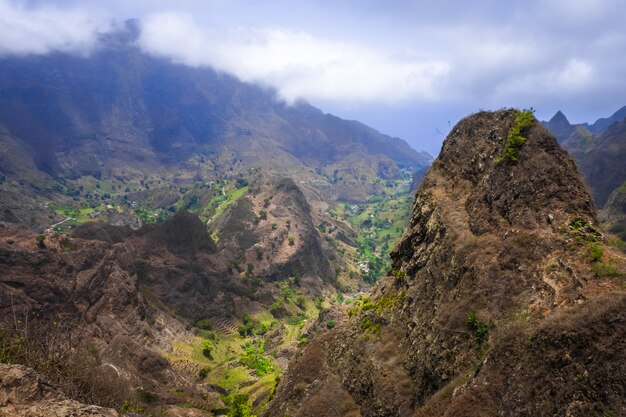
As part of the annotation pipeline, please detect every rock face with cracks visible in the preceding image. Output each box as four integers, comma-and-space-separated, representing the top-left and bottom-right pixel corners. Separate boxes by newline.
263, 109, 626, 417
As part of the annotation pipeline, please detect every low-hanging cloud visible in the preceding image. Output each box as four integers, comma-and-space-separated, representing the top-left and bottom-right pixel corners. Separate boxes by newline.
0, 0, 112, 56
1, 0, 625, 137
138, 12, 450, 104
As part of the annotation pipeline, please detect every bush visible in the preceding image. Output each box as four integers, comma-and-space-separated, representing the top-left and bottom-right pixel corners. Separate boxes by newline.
467, 312, 492, 345
198, 367, 209, 379
295, 296, 306, 309
195, 319, 211, 330
361, 316, 381, 334
227, 393, 255, 417
326, 320, 336, 329
35, 234, 46, 249
391, 269, 407, 280
588, 243, 604, 262
239, 341, 273, 376
201, 340, 213, 359
498, 109, 534, 162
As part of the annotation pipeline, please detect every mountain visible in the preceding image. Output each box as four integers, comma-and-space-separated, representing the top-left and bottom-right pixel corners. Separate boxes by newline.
0, 183, 354, 415
0, 23, 430, 413
541, 110, 574, 142
541, 106, 626, 142
264, 109, 625, 416
0, 22, 430, 223
584, 105, 626, 133
542, 107, 626, 241
603, 183, 626, 240
567, 118, 626, 208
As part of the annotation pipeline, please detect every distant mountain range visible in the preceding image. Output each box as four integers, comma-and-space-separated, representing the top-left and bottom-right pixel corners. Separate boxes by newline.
542, 106, 626, 239
0, 22, 430, 208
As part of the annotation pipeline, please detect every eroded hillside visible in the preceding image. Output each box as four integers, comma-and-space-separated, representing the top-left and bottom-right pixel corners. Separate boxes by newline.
264, 109, 626, 417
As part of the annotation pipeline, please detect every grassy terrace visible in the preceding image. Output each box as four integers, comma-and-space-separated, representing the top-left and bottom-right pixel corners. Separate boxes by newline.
167, 287, 323, 414
201, 182, 249, 225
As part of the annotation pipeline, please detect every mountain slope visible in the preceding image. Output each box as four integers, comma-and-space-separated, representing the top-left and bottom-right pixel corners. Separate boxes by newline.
566, 118, 626, 208
543, 107, 626, 244
585, 105, 626, 133
264, 109, 626, 417
0, 23, 430, 212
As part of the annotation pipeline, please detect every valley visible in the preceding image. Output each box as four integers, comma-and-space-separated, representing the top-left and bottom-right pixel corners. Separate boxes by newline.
0, 26, 425, 416
0, 10, 625, 417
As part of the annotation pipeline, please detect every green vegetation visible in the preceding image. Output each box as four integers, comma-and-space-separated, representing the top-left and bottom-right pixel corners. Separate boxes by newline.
348, 292, 405, 317
361, 316, 381, 335
467, 312, 492, 345
35, 234, 46, 248
201, 340, 214, 359
338, 180, 413, 283
195, 319, 212, 330
569, 218, 601, 239
239, 340, 274, 376
588, 243, 604, 262
391, 269, 407, 281
204, 182, 249, 225
238, 314, 270, 337
591, 262, 623, 277
226, 394, 255, 417
336, 293, 344, 304
497, 109, 535, 162
326, 320, 336, 329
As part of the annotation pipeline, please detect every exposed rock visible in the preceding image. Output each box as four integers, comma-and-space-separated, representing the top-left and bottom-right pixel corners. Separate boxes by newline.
0, 364, 118, 417
264, 109, 626, 417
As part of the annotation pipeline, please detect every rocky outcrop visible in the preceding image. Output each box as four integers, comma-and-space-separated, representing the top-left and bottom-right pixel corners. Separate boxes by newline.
264, 109, 626, 417
0, 364, 118, 417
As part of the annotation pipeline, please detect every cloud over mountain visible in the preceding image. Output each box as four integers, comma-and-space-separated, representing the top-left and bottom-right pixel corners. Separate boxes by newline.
0, 0, 111, 56
1, 0, 625, 153
137, 12, 450, 104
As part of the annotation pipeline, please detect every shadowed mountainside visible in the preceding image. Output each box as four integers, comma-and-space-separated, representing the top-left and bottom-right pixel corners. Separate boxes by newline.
542, 108, 626, 240
0, 22, 430, 213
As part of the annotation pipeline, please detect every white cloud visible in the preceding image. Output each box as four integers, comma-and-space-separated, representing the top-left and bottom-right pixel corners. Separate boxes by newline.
138, 12, 450, 104
492, 58, 596, 101
0, 0, 111, 56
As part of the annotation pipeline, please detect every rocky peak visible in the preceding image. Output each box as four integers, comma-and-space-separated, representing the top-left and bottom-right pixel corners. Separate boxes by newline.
437, 109, 594, 233
541, 109, 574, 142
264, 109, 625, 417
549, 110, 570, 124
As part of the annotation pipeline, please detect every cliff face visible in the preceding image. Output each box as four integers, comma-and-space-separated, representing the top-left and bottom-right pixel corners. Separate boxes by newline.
264, 110, 626, 417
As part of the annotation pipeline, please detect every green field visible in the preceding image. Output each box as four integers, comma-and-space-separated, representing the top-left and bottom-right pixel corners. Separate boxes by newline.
337, 180, 414, 283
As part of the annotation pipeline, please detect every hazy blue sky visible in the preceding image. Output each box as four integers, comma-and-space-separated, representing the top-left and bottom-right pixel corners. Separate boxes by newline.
2, 0, 625, 155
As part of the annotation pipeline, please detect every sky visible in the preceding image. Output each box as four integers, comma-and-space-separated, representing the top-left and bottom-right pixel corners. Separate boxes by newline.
1, 0, 625, 155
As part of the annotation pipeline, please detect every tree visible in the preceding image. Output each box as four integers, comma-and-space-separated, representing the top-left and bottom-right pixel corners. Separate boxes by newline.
228, 394, 255, 417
